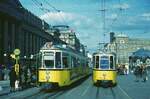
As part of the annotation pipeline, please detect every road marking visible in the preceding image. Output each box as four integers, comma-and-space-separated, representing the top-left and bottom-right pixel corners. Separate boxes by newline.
65, 77, 91, 96
81, 83, 91, 96
49, 91, 65, 99
118, 85, 133, 99
65, 87, 79, 96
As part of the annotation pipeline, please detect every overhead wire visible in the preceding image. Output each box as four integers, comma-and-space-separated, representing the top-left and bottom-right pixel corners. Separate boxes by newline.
105, 0, 124, 34
31, 0, 52, 25
43, 0, 68, 25
31, 0, 49, 16
102, 0, 106, 43
98, 0, 126, 50
31, 0, 60, 25
98, 0, 106, 51
30, 0, 47, 20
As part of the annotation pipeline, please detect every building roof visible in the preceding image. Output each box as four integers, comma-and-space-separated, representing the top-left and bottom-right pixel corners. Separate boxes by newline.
132, 48, 150, 57
5, 0, 23, 8
116, 33, 128, 38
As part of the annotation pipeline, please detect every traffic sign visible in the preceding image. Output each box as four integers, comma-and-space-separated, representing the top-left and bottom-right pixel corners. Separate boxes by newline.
14, 49, 20, 55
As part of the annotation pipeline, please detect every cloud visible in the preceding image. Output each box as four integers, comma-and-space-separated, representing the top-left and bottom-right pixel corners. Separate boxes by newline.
106, 13, 118, 20
113, 3, 130, 10
40, 11, 96, 27
40, 11, 100, 45
40, 12, 75, 23
141, 13, 150, 21
142, 13, 150, 17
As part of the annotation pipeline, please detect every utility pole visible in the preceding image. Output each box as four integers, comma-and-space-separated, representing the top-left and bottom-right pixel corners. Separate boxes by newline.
101, 0, 106, 44
98, 0, 107, 51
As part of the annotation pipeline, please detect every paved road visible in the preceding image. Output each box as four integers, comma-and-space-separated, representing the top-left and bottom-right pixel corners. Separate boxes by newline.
49, 74, 150, 99
1, 74, 150, 99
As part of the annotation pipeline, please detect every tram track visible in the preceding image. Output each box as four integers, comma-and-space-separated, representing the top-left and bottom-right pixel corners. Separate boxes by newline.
23, 90, 44, 99
44, 90, 68, 99
94, 85, 118, 99
25, 76, 90, 99
25, 86, 73, 99
96, 87, 100, 99
110, 87, 117, 99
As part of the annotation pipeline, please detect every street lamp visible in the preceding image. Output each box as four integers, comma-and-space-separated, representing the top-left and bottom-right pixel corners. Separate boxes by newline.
24, 56, 27, 59
30, 54, 33, 59
4, 53, 7, 57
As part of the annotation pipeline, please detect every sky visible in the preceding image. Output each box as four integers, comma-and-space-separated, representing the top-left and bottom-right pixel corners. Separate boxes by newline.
19, 0, 150, 52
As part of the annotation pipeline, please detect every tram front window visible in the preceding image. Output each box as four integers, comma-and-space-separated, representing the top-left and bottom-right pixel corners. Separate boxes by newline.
100, 56, 109, 69
44, 60, 54, 68
44, 52, 54, 68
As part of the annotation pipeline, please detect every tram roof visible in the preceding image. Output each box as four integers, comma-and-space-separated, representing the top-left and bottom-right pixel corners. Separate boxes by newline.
93, 51, 116, 56
40, 43, 85, 57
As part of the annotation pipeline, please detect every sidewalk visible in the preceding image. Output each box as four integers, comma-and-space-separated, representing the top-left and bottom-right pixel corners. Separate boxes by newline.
0, 80, 10, 96
0, 80, 41, 98
8, 87, 41, 98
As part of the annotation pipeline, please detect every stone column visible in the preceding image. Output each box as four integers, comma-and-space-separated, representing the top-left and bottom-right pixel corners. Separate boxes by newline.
11, 23, 15, 51
0, 18, 3, 64
3, 20, 8, 64
37, 36, 40, 53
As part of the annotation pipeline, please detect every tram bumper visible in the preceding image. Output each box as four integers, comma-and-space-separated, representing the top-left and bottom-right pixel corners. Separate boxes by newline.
93, 70, 117, 84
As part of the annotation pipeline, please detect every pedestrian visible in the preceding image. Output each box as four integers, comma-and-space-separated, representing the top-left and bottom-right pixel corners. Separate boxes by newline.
20, 67, 25, 89
26, 68, 31, 87
124, 66, 128, 75
142, 64, 148, 82
3, 67, 9, 80
0, 67, 3, 80
134, 66, 141, 82
9, 66, 16, 92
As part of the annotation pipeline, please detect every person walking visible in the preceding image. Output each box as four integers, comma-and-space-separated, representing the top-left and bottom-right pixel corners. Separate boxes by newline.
134, 65, 141, 82
9, 66, 17, 92
142, 64, 148, 82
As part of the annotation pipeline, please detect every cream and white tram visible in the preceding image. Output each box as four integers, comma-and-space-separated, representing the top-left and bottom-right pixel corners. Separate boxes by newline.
92, 52, 117, 86
38, 42, 89, 87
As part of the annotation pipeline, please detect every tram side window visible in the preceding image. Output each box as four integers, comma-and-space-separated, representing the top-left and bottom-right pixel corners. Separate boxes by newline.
77, 58, 80, 67
55, 52, 61, 68
36, 53, 42, 68
71, 57, 74, 68
62, 53, 69, 68
110, 56, 114, 69
96, 56, 99, 68
72, 57, 76, 67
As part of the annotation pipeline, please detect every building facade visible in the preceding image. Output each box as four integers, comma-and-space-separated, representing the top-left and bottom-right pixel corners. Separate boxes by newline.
0, 0, 61, 66
53, 25, 85, 55
106, 32, 150, 65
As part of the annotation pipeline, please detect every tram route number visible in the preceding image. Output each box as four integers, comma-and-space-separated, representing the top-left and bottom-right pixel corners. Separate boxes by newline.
46, 71, 50, 81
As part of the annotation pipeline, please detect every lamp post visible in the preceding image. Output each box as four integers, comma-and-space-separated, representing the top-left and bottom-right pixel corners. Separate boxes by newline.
4, 53, 7, 57
24, 56, 27, 59
3, 53, 7, 67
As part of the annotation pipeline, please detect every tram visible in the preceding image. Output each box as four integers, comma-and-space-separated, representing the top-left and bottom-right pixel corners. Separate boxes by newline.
92, 52, 117, 86
38, 42, 89, 87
